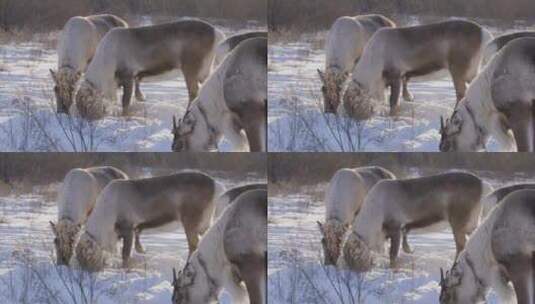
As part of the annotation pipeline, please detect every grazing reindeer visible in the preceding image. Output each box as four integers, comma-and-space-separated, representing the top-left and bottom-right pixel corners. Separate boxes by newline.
172, 37, 267, 152
51, 14, 128, 114
50, 166, 128, 266
75, 19, 224, 120
214, 31, 267, 67
481, 183, 535, 217
214, 183, 266, 218
440, 189, 535, 304
172, 189, 267, 304
440, 37, 535, 152
482, 31, 535, 65
75, 171, 224, 271
316, 166, 396, 265
342, 172, 485, 271
317, 14, 397, 113
343, 20, 492, 117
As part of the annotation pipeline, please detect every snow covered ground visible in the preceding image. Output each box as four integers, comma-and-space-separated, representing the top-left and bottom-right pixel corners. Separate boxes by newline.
0, 18, 265, 152
0, 169, 265, 304
268, 168, 534, 303
268, 18, 535, 152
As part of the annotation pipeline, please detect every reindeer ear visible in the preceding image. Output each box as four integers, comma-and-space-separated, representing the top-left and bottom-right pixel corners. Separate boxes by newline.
50, 221, 57, 234
317, 69, 325, 82
50, 69, 57, 83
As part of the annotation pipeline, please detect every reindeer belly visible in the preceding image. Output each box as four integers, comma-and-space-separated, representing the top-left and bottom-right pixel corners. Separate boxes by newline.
136, 213, 178, 231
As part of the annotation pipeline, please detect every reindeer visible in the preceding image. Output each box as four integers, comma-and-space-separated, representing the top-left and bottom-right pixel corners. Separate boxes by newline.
316, 166, 396, 265
214, 183, 266, 219
343, 20, 492, 117
214, 31, 267, 67
75, 171, 224, 271
440, 37, 535, 152
342, 172, 486, 271
172, 37, 267, 152
49, 166, 128, 266
481, 183, 535, 217
172, 189, 267, 304
440, 189, 535, 304
51, 14, 128, 114
75, 19, 225, 119
482, 31, 535, 65
317, 14, 397, 113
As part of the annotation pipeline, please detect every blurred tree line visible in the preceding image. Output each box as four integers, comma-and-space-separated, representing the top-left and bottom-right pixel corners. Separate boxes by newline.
269, 153, 535, 185
0, 153, 266, 185
0, 0, 266, 31
269, 0, 535, 31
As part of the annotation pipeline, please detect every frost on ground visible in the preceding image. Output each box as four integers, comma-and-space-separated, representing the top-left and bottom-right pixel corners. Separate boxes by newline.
268, 18, 534, 152
0, 170, 264, 304
268, 169, 534, 304
0, 18, 265, 152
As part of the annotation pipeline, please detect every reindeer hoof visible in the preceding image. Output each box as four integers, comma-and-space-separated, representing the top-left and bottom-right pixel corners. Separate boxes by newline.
135, 245, 145, 254
402, 244, 413, 254
403, 92, 414, 102
135, 93, 145, 102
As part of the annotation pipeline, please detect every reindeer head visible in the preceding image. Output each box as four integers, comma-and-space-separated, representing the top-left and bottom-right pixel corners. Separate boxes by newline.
50, 68, 81, 114
50, 219, 81, 266
342, 232, 373, 271
75, 232, 106, 272
317, 220, 348, 265
75, 80, 106, 120
318, 69, 348, 113
172, 263, 200, 304
439, 103, 484, 152
342, 80, 375, 119
440, 258, 486, 304
172, 110, 216, 152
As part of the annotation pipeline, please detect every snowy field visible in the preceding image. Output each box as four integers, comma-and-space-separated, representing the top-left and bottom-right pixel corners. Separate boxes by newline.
268, 168, 534, 303
268, 18, 535, 152
0, 169, 265, 304
0, 17, 265, 152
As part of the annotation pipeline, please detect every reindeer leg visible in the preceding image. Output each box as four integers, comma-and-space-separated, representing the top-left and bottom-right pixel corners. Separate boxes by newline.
120, 227, 134, 268
232, 254, 266, 304
504, 254, 533, 304
402, 76, 413, 102
388, 228, 401, 268
134, 77, 145, 102
121, 76, 134, 116
506, 105, 532, 152
134, 227, 145, 254
242, 105, 266, 152
401, 226, 413, 254
389, 77, 402, 116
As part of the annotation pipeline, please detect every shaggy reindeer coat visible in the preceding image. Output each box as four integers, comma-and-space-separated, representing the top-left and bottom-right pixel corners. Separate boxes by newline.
172, 189, 267, 304
318, 14, 396, 113
440, 189, 535, 304
76, 19, 224, 119
343, 172, 485, 271
317, 166, 396, 265
440, 37, 535, 152
50, 166, 128, 265
344, 20, 492, 117
75, 171, 224, 271
172, 37, 267, 152
52, 14, 128, 113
